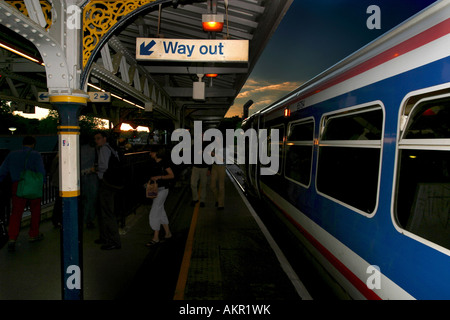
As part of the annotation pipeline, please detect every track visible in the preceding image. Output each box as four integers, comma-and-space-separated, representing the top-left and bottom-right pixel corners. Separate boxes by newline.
226, 163, 340, 300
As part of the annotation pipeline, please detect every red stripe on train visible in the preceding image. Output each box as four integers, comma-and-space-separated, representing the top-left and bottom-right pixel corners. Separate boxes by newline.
261, 189, 382, 300
290, 18, 450, 106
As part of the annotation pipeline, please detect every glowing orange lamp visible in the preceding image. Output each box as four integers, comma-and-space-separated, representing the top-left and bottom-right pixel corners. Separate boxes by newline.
202, 14, 224, 32
205, 73, 218, 78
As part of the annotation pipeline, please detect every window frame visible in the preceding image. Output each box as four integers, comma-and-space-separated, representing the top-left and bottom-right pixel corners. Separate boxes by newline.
283, 117, 315, 189
265, 123, 285, 176
315, 101, 385, 218
392, 91, 450, 256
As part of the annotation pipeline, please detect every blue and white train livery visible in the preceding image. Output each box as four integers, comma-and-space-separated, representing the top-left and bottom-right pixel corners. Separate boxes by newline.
240, 0, 450, 299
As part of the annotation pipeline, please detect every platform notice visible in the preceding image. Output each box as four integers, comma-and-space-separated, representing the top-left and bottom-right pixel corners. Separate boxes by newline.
136, 38, 249, 62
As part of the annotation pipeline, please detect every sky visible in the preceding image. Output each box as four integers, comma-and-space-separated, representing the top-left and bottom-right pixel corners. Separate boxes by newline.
225, 0, 438, 117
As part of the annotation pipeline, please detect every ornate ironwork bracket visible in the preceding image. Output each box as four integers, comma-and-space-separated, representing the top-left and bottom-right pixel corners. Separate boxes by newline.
82, 0, 159, 68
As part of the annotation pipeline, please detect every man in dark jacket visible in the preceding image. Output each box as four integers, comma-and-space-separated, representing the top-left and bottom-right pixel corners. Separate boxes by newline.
0, 136, 45, 252
93, 131, 121, 250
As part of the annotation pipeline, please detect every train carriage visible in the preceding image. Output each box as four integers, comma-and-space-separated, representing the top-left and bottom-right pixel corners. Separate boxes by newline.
240, 0, 450, 299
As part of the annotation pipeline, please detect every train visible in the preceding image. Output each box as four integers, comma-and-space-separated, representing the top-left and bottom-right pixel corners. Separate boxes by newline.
239, 0, 450, 299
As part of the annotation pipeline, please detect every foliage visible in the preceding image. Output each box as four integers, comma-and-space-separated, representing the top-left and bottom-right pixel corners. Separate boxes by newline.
37, 110, 58, 134
0, 101, 107, 137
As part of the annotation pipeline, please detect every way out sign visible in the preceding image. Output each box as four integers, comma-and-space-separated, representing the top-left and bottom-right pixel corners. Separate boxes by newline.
136, 38, 249, 62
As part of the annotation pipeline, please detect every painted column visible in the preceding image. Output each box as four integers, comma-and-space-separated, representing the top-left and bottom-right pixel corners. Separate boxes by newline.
50, 93, 88, 300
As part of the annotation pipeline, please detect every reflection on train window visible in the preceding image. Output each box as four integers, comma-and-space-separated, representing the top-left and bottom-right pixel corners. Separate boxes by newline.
285, 120, 314, 187
396, 98, 450, 251
322, 108, 383, 140
317, 107, 383, 214
403, 100, 450, 139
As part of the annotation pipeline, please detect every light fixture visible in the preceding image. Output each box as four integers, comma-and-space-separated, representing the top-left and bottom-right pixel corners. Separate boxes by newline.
205, 73, 218, 78
193, 74, 206, 101
0, 39, 146, 110
202, 14, 224, 32
284, 108, 291, 118
8, 127, 17, 135
0, 41, 44, 66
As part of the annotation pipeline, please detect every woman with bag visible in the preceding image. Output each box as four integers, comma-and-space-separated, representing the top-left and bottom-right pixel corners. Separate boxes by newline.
146, 145, 174, 247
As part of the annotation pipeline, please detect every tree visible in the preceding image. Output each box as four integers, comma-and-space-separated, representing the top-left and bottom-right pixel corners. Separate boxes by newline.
37, 110, 58, 134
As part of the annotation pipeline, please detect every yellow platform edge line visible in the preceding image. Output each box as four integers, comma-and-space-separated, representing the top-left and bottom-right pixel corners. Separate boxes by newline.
173, 193, 201, 300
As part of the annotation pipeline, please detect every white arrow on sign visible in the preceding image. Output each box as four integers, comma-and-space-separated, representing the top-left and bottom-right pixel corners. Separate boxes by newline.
89, 92, 111, 103
136, 38, 249, 62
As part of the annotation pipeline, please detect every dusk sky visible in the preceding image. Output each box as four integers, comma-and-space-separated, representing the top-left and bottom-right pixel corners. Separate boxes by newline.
226, 0, 438, 118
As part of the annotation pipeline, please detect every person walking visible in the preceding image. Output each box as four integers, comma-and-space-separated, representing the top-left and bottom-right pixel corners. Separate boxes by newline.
146, 145, 174, 247
0, 136, 45, 252
93, 131, 122, 250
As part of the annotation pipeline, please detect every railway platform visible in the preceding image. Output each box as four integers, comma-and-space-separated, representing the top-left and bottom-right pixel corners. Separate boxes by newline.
0, 166, 310, 301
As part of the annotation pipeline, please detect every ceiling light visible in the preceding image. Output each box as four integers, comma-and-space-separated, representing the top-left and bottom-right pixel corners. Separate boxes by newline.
0, 41, 43, 65
202, 14, 224, 32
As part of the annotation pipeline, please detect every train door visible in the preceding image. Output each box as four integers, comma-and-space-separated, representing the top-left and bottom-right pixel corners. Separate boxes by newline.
248, 115, 261, 198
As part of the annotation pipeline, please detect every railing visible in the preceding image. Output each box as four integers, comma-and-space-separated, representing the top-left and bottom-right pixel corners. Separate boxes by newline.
40, 152, 58, 207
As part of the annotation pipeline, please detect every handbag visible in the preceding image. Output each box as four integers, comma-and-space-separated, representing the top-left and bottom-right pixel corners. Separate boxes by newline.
146, 179, 158, 199
16, 151, 43, 199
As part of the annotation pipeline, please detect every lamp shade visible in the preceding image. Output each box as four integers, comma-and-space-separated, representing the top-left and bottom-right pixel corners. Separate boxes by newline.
202, 14, 224, 32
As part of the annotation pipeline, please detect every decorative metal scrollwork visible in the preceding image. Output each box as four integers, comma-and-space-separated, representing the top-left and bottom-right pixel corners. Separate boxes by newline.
4, 0, 52, 30
82, 0, 157, 67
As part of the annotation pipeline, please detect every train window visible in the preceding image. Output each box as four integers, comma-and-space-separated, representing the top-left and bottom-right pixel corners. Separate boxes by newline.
395, 97, 450, 251
322, 108, 383, 141
403, 100, 450, 139
317, 106, 384, 215
285, 120, 314, 187
288, 121, 314, 141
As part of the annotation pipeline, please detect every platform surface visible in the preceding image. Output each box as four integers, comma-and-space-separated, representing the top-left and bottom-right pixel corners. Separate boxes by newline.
0, 168, 303, 301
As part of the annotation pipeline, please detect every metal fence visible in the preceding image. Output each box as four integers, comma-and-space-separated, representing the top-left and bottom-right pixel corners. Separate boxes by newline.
41, 152, 58, 207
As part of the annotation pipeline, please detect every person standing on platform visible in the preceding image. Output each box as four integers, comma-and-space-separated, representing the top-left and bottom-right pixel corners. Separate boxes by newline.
80, 134, 98, 229
146, 145, 174, 247
190, 138, 210, 208
93, 131, 121, 250
210, 149, 226, 210
0, 136, 45, 252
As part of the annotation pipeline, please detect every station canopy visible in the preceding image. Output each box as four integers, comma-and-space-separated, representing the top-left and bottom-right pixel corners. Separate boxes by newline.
0, 0, 292, 130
